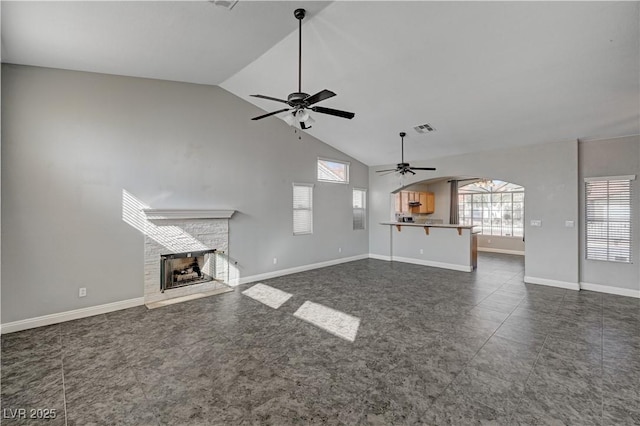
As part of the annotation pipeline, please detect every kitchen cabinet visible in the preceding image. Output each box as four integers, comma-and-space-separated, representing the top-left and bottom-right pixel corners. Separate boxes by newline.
395, 191, 435, 214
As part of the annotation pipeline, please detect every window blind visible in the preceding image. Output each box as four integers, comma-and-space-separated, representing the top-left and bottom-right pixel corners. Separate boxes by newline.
585, 176, 634, 263
353, 189, 366, 230
293, 184, 313, 235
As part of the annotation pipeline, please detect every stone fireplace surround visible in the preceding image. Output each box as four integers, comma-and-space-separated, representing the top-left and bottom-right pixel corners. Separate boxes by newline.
142, 209, 234, 305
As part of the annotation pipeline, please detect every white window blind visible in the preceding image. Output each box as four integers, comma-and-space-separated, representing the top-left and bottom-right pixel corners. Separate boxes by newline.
318, 158, 349, 183
353, 189, 366, 230
293, 183, 313, 235
585, 176, 634, 263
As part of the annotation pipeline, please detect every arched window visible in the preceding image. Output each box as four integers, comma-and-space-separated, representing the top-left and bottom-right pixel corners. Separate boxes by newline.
458, 180, 524, 237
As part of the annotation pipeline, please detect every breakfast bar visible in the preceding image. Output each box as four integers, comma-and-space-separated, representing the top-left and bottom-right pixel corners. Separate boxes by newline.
380, 222, 479, 272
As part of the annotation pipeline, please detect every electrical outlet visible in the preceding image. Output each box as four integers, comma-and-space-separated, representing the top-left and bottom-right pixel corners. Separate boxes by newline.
273, 257, 278, 265
338, 247, 342, 253
419, 248, 424, 254
79, 287, 87, 298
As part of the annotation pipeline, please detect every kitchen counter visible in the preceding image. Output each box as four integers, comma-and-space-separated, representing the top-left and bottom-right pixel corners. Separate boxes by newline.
379, 222, 478, 271
381, 222, 479, 233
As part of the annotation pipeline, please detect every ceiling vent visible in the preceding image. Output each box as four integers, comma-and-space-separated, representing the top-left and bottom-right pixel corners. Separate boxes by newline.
413, 123, 436, 134
209, 0, 239, 10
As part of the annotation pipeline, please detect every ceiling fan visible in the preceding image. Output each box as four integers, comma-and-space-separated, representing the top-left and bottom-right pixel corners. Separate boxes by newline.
250, 8, 355, 129
377, 132, 436, 175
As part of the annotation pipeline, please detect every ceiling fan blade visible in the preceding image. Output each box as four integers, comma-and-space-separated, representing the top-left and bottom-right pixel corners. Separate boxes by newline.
251, 108, 290, 120
379, 170, 397, 176
409, 167, 437, 171
408, 170, 416, 175
304, 89, 336, 106
376, 169, 398, 173
250, 94, 289, 104
311, 106, 355, 119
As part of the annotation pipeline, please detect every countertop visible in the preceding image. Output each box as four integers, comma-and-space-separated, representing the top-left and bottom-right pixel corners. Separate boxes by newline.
380, 222, 476, 229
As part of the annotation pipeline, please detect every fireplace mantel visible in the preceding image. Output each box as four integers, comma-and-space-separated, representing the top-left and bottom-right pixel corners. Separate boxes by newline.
143, 209, 235, 220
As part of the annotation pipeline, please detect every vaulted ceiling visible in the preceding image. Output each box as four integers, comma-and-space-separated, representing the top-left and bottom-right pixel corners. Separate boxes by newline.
3, 1, 639, 166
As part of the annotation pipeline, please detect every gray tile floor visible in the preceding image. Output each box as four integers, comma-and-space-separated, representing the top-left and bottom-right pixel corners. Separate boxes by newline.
2, 253, 639, 425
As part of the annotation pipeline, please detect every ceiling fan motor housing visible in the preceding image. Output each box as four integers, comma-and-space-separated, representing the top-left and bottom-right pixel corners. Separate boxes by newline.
287, 92, 310, 106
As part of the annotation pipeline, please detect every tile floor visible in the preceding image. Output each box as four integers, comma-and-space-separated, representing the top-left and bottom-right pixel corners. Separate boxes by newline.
1, 253, 639, 425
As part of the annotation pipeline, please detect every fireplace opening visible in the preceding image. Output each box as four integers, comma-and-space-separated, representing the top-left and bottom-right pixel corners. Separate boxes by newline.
160, 249, 216, 292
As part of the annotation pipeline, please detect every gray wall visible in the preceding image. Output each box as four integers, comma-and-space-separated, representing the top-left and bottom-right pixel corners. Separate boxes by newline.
579, 135, 640, 292
477, 235, 525, 253
370, 139, 579, 285
1, 64, 368, 323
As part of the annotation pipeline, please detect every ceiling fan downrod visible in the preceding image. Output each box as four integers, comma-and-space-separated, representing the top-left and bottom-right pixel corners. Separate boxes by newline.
295, 8, 305, 94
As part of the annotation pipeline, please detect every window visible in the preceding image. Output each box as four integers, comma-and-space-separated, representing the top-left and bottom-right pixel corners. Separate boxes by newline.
293, 183, 313, 235
585, 176, 634, 263
318, 158, 349, 183
458, 180, 524, 236
353, 189, 367, 230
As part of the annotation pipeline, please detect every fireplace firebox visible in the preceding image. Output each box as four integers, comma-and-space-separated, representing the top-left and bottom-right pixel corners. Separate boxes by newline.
160, 249, 216, 292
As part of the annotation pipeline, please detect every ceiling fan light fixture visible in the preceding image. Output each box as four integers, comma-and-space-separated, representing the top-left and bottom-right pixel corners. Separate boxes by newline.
298, 109, 310, 122
283, 112, 296, 126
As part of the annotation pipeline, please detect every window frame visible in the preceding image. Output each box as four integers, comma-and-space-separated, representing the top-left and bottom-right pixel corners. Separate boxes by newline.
352, 188, 367, 230
293, 183, 314, 236
317, 157, 350, 184
458, 181, 524, 237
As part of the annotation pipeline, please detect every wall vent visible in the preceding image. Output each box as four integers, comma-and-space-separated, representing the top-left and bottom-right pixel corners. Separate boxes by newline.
209, 0, 239, 10
413, 123, 436, 134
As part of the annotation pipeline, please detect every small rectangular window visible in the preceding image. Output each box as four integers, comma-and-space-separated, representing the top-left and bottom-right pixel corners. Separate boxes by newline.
293, 183, 313, 235
585, 176, 634, 263
353, 189, 367, 230
318, 158, 349, 183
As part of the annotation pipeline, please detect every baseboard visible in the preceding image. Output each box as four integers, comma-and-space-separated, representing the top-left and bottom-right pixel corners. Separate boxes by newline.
391, 256, 473, 272
478, 247, 525, 256
580, 282, 640, 298
0, 297, 145, 335
368, 253, 392, 261
524, 276, 580, 291
228, 254, 370, 287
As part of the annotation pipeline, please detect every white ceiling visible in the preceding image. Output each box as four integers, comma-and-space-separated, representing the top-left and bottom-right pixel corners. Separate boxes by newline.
3, 1, 639, 166
1, 1, 331, 85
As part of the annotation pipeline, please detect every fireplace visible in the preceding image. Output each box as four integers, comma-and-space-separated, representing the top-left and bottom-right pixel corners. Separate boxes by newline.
160, 249, 216, 292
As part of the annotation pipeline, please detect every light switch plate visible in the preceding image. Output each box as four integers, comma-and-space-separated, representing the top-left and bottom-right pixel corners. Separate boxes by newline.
530, 220, 542, 227
565, 220, 575, 228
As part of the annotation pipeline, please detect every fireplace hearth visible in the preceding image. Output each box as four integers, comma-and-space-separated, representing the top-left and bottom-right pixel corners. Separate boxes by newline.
160, 249, 216, 292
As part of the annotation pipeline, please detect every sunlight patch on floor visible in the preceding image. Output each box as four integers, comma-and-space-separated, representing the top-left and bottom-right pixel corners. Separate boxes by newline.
242, 283, 293, 309
293, 301, 360, 342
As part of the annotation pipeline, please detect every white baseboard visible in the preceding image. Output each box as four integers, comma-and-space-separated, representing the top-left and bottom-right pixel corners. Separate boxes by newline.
391, 256, 473, 272
580, 282, 640, 298
368, 253, 391, 261
1, 297, 145, 335
524, 276, 580, 291
478, 247, 525, 256
228, 254, 370, 287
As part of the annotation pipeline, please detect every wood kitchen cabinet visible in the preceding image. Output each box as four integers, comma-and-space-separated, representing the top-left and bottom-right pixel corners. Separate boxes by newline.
395, 191, 435, 214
